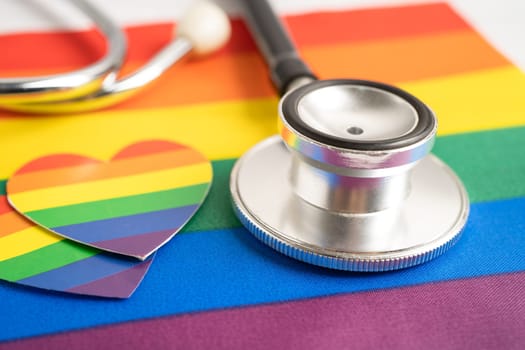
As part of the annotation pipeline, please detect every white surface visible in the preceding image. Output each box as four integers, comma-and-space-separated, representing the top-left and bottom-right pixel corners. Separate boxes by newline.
0, 0, 523, 70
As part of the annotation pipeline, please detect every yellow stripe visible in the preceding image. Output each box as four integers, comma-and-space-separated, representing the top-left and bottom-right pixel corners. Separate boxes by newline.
1, 66, 524, 180
0, 98, 277, 179
401, 66, 525, 135
9, 163, 212, 212
0, 226, 62, 261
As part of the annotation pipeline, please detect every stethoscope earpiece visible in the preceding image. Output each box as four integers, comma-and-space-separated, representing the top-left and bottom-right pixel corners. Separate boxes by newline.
231, 1, 469, 272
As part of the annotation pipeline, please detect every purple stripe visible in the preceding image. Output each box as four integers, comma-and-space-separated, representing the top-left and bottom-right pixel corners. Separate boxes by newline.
3, 272, 524, 349
67, 259, 153, 298
94, 230, 178, 259
18, 254, 152, 292
52, 205, 198, 243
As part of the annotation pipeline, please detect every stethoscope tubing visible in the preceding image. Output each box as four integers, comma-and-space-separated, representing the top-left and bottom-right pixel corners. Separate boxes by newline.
243, 0, 317, 95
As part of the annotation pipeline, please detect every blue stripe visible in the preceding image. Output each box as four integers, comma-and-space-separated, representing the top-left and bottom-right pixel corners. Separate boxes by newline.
17, 254, 149, 291
1, 197, 525, 341
52, 205, 199, 243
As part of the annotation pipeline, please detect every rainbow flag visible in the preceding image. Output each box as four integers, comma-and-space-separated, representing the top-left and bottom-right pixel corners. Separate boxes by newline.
1, 2, 524, 348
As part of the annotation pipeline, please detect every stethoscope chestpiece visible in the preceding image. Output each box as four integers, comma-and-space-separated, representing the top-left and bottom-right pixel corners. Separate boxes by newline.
231, 79, 469, 272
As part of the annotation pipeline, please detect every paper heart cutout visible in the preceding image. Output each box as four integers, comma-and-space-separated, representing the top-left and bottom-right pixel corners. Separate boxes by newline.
0, 194, 153, 298
7, 140, 212, 260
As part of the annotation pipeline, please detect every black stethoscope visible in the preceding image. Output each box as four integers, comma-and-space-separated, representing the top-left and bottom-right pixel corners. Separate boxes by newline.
230, 0, 469, 272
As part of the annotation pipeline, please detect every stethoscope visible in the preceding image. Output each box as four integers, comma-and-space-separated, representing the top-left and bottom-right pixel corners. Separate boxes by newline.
1, 0, 469, 272
230, 0, 470, 271
0, 0, 231, 114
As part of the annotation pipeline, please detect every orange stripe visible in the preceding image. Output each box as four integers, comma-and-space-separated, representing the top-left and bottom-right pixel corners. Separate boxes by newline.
305, 30, 510, 83
0, 211, 32, 238
113, 30, 510, 110
0, 3, 468, 72
112, 52, 274, 110
8, 149, 207, 194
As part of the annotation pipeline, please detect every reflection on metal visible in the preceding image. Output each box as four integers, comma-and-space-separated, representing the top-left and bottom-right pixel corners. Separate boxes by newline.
231, 136, 469, 272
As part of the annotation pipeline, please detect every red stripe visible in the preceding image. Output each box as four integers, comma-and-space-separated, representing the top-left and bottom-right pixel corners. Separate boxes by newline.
112, 140, 188, 160
0, 3, 468, 72
14, 155, 101, 175
286, 3, 469, 48
0, 195, 11, 215
1, 272, 523, 349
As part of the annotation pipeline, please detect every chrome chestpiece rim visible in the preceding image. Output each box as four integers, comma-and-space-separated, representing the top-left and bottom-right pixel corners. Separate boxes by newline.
282, 80, 435, 150
230, 80, 469, 272
279, 80, 437, 214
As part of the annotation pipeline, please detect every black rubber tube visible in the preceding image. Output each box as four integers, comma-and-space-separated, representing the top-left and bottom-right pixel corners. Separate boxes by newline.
242, 0, 317, 95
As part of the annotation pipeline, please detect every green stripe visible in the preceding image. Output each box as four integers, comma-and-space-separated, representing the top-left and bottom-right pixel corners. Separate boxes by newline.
0, 179, 6, 196
0, 240, 98, 281
433, 126, 525, 203
2, 126, 525, 236
182, 159, 240, 233
26, 183, 210, 228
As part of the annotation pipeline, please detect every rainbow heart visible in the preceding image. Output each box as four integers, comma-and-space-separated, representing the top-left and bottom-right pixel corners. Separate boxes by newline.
0, 194, 153, 298
7, 140, 212, 260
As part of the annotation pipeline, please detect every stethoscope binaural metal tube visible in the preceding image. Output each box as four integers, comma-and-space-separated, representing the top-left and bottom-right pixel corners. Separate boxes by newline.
2, 36, 193, 114
0, 0, 231, 114
0, 0, 126, 106
230, 0, 470, 271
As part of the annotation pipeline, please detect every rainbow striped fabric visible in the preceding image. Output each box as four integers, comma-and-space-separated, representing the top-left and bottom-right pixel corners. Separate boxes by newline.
0, 2, 524, 348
